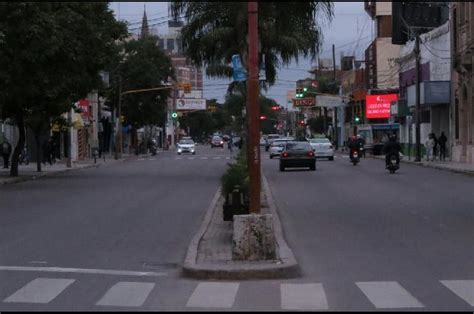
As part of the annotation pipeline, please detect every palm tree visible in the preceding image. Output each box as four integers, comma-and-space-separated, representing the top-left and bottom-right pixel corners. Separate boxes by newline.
170, 1, 334, 90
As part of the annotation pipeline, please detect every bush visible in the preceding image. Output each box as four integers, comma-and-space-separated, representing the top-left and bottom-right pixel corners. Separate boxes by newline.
220, 148, 249, 197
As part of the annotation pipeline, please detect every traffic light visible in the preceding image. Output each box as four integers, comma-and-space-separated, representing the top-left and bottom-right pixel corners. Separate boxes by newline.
271, 105, 280, 111
171, 112, 178, 119
299, 120, 305, 126
259, 115, 267, 120
354, 115, 360, 124
303, 87, 308, 92
296, 88, 303, 98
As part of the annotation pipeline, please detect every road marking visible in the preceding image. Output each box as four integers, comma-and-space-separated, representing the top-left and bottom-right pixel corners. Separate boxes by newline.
4, 278, 75, 304
186, 282, 239, 308
175, 157, 183, 160
212, 157, 221, 160
200, 157, 208, 160
187, 157, 195, 160
0, 266, 167, 277
440, 280, 474, 306
356, 281, 424, 309
148, 158, 156, 161
96, 282, 155, 307
280, 283, 328, 310
225, 157, 231, 160
137, 158, 146, 161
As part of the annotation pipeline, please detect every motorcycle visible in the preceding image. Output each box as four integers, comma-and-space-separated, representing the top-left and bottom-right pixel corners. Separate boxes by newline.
149, 139, 158, 156
350, 149, 360, 166
386, 153, 399, 174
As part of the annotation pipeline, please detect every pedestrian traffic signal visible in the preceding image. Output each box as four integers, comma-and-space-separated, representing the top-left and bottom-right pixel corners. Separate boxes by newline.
171, 112, 178, 119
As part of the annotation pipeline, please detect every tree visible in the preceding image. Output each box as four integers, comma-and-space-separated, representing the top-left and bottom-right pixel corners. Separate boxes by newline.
0, 2, 128, 176
104, 35, 175, 152
170, 2, 334, 89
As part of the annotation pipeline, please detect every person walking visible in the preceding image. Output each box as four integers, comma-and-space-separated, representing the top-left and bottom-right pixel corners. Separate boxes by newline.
2, 138, 12, 169
438, 131, 448, 161
228, 136, 234, 157
425, 133, 435, 162
432, 132, 439, 161
42, 138, 52, 165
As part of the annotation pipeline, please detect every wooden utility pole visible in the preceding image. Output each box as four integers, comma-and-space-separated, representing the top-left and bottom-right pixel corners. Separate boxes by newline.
247, 1, 260, 214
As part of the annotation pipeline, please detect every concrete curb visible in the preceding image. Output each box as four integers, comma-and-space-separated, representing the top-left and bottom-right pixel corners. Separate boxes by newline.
369, 155, 474, 176
181, 175, 300, 280
0, 155, 135, 186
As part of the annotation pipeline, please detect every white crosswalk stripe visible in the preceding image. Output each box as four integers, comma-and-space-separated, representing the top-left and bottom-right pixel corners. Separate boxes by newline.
440, 280, 474, 306
281, 283, 328, 310
186, 282, 239, 308
356, 281, 424, 309
96, 282, 155, 307
3, 278, 75, 304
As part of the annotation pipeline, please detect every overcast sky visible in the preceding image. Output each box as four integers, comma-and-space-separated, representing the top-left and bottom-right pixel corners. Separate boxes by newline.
110, 2, 373, 106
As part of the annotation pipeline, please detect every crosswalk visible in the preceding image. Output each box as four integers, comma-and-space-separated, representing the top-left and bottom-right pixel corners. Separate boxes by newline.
136, 155, 235, 161
1, 276, 473, 310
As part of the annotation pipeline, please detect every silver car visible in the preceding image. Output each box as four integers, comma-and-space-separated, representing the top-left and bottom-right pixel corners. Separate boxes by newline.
177, 139, 196, 155
309, 138, 334, 160
269, 137, 295, 159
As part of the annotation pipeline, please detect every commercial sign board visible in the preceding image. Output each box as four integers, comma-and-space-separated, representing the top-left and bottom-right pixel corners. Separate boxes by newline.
315, 95, 346, 108
232, 54, 247, 82
407, 81, 450, 107
178, 90, 203, 99
366, 94, 398, 119
293, 97, 316, 107
78, 99, 91, 118
176, 98, 206, 110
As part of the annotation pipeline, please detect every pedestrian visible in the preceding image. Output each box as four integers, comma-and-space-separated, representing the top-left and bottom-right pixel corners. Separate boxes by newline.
228, 136, 234, 156
1, 138, 12, 169
439, 131, 448, 161
425, 133, 435, 162
432, 132, 438, 161
42, 138, 52, 165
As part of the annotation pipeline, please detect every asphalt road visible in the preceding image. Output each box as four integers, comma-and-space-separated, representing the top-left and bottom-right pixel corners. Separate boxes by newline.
263, 151, 474, 311
0, 146, 473, 311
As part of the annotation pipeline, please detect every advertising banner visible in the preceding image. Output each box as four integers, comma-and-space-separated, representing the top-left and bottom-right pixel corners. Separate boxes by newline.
366, 94, 398, 119
176, 98, 207, 110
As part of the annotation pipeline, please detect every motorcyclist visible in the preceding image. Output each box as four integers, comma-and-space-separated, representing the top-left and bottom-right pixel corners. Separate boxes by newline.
383, 134, 402, 168
347, 135, 360, 160
356, 134, 365, 157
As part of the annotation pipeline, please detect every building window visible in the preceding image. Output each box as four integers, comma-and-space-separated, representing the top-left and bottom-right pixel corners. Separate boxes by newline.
167, 39, 175, 52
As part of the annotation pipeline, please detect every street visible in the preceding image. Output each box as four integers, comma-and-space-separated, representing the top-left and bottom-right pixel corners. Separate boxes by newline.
0, 147, 473, 311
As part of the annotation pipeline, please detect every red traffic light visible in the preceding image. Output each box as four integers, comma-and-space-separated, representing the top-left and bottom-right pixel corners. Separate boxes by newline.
271, 105, 280, 110
259, 115, 267, 120
299, 120, 305, 125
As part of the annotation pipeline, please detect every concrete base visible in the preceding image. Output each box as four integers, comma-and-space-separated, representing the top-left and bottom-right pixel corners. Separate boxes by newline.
232, 214, 277, 261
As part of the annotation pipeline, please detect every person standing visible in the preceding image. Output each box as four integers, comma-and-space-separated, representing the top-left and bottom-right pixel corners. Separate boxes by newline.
438, 131, 448, 161
432, 132, 439, 161
2, 138, 12, 169
425, 133, 435, 162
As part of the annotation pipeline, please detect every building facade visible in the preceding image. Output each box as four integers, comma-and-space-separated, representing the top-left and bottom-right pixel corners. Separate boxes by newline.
451, 2, 474, 163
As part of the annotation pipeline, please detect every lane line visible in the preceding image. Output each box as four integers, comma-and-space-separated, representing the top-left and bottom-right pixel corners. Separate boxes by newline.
440, 280, 474, 306
96, 282, 155, 307
4, 278, 75, 304
186, 282, 239, 308
356, 281, 424, 309
281, 283, 329, 310
0, 266, 167, 277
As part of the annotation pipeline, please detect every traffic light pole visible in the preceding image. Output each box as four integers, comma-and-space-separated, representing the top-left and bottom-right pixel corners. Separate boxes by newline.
414, 34, 422, 162
114, 75, 123, 160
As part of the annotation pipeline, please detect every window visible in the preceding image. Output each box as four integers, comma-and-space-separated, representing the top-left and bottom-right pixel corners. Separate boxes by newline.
167, 39, 175, 52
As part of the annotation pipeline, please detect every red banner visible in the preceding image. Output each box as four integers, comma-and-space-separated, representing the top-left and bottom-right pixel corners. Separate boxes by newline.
78, 99, 91, 118
366, 94, 398, 119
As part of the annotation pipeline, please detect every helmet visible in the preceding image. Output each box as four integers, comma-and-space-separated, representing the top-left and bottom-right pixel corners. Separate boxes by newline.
356, 134, 361, 138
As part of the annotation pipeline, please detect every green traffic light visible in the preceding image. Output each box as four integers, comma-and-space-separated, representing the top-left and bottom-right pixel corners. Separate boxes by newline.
303, 87, 308, 92
171, 112, 178, 119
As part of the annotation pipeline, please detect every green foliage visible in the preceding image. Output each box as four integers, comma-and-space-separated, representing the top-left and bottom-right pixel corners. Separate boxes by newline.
316, 77, 340, 94
171, 1, 334, 88
307, 116, 326, 134
220, 148, 249, 197
105, 36, 175, 128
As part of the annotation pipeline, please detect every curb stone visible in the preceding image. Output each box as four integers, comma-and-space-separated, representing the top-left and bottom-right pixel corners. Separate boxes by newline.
181, 174, 300, 280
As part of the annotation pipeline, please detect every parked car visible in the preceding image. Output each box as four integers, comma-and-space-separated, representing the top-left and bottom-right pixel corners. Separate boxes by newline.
211, 136, 224, 148
177, 139, 196, 155
279, 141, 316, 171
269, 137, 295, 159
308, 138, 334, 160
264, 134, 281, 151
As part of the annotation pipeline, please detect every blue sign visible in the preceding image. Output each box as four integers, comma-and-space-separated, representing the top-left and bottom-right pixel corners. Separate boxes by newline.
232, 54, 247, 82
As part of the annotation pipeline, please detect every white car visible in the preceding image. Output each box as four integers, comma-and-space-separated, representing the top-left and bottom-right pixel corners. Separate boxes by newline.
177, 139, 196, 155
309, 138, 334, 160
269, 137, 295, 159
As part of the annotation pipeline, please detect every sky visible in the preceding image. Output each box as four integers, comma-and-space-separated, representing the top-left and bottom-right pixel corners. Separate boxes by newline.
110, 2, 374, 107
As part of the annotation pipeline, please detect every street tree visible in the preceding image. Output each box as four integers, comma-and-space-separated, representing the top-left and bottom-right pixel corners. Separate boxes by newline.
0, 2, 127, 176
170, 1, 334, 88
104, 35, 175, 152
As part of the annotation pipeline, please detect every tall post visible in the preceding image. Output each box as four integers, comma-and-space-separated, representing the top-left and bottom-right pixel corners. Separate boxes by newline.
115, 75, 123, 160
67, 108, 73, 168
414, 34, 421, 162
332, 44, 338, 149
247, 1, 260, 214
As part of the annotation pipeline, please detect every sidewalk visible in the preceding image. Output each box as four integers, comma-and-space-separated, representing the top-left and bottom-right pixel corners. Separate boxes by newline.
370, 154, 474, 176
0, 153, 137, 186
182, 174, 300, 280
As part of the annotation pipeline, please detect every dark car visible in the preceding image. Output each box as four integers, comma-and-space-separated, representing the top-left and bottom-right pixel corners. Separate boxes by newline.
279, 141, 316, 171
211, 136, 224, 148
